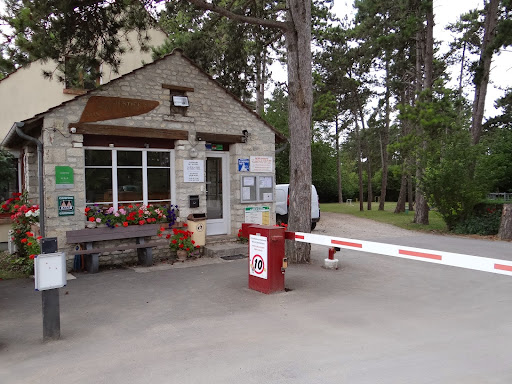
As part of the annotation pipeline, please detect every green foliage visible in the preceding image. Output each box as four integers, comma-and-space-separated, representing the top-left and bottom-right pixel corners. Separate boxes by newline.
399, 85, 488, 229
454, 203, 503, 235
311, 141, 338, 202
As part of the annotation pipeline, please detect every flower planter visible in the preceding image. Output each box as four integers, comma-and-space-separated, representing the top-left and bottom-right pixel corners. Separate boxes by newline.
176, 249, 188, 261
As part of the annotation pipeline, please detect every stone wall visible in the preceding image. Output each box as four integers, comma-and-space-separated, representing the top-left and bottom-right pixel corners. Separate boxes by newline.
34, 50, 276, 270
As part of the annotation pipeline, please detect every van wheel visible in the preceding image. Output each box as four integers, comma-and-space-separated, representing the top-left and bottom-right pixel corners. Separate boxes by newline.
311, 222, 316, 231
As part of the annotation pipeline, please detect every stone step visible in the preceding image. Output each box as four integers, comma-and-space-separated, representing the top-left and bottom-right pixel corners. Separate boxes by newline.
204, 241, 248, 259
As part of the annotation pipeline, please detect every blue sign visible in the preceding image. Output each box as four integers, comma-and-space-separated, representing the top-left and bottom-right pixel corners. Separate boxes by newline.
238, 158, 250, 172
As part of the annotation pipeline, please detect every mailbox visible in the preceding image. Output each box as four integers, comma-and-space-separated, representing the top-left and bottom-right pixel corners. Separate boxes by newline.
248, 225, 286, 294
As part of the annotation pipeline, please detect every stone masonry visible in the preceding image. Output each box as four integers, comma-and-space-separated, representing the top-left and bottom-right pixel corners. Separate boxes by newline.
21, 50, 277, 270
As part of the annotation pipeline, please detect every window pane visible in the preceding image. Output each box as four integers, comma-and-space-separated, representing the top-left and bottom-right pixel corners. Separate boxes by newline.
148, 169, 171, 201
86, 168, 112, 203
117, 151, 142, 166
117, 168, 143, 201
147, 152, 170, 167
85, 150, 111, 166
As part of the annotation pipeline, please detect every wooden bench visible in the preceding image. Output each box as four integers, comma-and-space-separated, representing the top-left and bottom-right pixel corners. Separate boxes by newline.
66, 224, 166, 273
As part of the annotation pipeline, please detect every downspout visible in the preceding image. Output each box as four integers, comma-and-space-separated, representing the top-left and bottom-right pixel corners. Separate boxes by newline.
13, 122, 45, 238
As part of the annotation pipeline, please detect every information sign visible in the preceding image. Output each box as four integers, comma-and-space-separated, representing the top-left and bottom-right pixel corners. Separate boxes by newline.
245, 206, 270, 225
184, 160, 205, 182
249, 235, 268, 279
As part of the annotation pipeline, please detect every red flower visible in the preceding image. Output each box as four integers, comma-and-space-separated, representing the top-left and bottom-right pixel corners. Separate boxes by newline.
183, 223, 188, 227
29, 255, 35, 259
26, 231, 34, 237
196, 245, 200, 248
27, 242, 32, 246
128, 205, 133, 209
85, 207, 91, 213
179, 244, 184, 248
123, 222, 129, 227
186, 248, 190, 251
89, 217, 95, 222
37, 236, 42, 240
172, 239, 177, 244
166, 234, 171, 239
138, 220, 145, 225
21, 238, 27, 244
237, 233, 241, 237
191, 240, 195, 244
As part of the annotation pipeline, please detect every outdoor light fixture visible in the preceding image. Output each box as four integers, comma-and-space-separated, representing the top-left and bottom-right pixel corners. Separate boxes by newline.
241, 129, 249, 143
69, 127, 77, 134
173, 96, 189, 107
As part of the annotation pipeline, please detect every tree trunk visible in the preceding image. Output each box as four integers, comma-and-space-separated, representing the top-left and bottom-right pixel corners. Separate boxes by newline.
285, 0, 312, 263
335, 116, 343, 203
498, 204, 512, 240
471, 0, 499, 145
354, 115, 364, 212
255, 48, 266, 116
395, 171, 407, 213
413, 2, 432, 225
407, 171, 414, 211
379, 57, 390, 211
367, 156, 372, 211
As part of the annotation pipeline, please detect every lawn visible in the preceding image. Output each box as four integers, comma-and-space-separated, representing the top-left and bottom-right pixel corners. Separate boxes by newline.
320, 201, 448, 233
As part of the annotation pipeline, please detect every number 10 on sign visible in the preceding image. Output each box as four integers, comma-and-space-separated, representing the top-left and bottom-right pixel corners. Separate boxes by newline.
249, 235, 268, 279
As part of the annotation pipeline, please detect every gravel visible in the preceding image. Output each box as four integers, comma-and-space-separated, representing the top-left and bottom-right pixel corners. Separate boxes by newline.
314, 211, 417, 240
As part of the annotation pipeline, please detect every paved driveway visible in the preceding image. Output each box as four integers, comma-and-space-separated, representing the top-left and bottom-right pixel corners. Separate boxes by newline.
1, 213, 511, 383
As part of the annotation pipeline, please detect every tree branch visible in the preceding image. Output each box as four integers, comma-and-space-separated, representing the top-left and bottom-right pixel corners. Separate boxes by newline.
186, 0, 289, 31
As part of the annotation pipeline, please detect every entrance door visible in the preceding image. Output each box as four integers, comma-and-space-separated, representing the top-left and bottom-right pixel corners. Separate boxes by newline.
206, 153, 230, 235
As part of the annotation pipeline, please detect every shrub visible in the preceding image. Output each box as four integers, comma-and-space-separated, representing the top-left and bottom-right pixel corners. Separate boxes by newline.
453, 203, 503, 235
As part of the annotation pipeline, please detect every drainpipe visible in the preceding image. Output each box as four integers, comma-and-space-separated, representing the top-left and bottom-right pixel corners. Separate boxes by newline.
13, 122, 45, 238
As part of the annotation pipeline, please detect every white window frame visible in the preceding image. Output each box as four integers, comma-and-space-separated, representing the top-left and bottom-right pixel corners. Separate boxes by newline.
84, 146, 176, 210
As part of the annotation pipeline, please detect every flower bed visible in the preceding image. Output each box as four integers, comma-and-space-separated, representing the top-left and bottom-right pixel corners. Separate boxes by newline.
85, 204, 178, 228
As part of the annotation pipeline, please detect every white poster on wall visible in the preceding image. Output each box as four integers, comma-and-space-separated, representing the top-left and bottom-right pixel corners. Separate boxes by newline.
184, 160, 204, 182
250, 156, 273, 172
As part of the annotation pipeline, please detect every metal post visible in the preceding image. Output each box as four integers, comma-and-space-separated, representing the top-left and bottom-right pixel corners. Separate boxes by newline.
41, 238, 60, 341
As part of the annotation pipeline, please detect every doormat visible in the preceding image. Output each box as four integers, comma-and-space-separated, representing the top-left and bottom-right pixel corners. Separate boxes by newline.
221, 254, 247, 261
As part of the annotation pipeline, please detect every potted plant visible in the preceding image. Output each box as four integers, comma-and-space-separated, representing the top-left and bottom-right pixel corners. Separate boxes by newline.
167, 224, 198, 261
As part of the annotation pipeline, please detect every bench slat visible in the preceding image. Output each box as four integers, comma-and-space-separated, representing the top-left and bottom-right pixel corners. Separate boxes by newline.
71, 240, 167, 256
66, 224, 163, 243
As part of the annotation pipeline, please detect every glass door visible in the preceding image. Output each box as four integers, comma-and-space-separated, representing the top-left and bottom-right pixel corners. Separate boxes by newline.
206, 153, 230, 235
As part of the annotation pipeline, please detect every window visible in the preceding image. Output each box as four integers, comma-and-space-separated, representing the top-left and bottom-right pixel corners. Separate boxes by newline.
85, 148, 175, 209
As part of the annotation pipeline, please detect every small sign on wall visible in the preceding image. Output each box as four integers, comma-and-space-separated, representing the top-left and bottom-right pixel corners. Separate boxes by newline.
58, 196, 75, 216
55, 166, 74, 189
184, 160, 205, 182
238, 158, 249, 172
245, 206, 270, 225
250, 156, 273, 172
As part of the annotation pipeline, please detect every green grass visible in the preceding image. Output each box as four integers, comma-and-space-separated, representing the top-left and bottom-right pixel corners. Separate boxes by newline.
321, 202, 448, 233
0, 251, 30, 280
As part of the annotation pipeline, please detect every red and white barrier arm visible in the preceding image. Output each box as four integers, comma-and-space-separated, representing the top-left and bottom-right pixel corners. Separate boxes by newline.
287, 232, 512, 277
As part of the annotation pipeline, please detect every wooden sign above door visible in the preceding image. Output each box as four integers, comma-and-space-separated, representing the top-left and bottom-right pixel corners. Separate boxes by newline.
79, 96, 159, 123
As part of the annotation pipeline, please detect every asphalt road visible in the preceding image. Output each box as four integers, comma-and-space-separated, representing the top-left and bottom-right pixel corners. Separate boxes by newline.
1, 214, 511, 383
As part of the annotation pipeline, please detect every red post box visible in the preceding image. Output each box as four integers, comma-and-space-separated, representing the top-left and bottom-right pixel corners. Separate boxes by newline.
248, 225, 287, 294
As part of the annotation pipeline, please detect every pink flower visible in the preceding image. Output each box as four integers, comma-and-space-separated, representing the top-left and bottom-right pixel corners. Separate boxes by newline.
96, 218, 101, 223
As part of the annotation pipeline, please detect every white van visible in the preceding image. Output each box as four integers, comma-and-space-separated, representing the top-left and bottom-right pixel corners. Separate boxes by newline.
275, 184, 320, 230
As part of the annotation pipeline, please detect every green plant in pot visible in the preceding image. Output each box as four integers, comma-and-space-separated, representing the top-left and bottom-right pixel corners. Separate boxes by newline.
169, 224, 197, 261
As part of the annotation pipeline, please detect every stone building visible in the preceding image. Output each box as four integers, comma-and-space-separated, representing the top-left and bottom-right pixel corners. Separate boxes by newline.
1, 50, 284, 269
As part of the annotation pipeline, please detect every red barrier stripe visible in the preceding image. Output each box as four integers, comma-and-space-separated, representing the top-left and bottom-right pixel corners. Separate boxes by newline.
399, 249, 442, 261
331, 239, 363, 248
295, 235, 305, 240
495, 263, 512, 272
284, 231, 296, 240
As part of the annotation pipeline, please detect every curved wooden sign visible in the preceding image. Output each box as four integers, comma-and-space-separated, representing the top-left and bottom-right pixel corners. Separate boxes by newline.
79, 96, 159, 123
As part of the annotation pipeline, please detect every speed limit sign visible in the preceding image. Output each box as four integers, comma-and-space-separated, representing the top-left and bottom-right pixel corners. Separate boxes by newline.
249, 235, 268, 279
